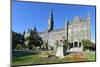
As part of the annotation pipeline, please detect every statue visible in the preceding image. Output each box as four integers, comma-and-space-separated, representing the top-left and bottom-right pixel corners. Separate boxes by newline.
55, 40, 64, 58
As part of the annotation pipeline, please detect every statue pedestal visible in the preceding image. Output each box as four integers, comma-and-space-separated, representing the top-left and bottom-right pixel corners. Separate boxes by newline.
56, 44, 64, 58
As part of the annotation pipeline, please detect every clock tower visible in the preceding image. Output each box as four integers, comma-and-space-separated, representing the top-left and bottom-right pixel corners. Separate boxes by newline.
48, 10, 54, 32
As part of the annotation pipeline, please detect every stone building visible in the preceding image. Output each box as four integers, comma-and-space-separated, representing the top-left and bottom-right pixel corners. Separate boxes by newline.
25, 10, 91, 51
38, 10, 91, 50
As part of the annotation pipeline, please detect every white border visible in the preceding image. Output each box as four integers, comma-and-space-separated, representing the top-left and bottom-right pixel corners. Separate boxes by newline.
0, 0, 10, 67
19, 0, 96, 5
0, 0, 100, 67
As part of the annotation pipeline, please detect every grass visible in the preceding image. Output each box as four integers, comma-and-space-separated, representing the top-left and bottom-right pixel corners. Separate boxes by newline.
12, 52, 96, 66
85, 52, 96, 61
12, 55, 68, 66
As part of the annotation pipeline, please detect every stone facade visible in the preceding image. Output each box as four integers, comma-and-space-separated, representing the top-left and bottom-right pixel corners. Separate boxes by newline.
24, 11, 91, 51
38, 11, 91, 50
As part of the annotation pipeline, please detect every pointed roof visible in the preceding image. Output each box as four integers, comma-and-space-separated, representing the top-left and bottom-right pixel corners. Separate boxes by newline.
49, 9, 53, 19
34, 25, 37, 32
73, 15, 81, 22
87, 12, 91, 21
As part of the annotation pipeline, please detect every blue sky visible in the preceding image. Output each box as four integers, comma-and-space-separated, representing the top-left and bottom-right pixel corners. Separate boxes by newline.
12, 0, 96, 43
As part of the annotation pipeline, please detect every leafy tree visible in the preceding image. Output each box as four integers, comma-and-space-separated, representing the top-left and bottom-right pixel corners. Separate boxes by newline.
82, 39, 95, 50
16, 44, 21, 50
12, 26, 43, 50
12, 31, 23, 50
25, 27, 43, 50
21, 31, 26, 49
63, 39, 69, 48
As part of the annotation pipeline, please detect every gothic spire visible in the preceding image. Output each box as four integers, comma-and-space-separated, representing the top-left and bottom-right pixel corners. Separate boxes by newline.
48, 9, 54, 32
87, 12, 91, 21
34, 25, 37, 32
65, 18, 69, 26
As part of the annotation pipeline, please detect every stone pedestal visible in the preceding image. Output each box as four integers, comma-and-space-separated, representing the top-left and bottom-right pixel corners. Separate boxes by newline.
55, 41, 64, 58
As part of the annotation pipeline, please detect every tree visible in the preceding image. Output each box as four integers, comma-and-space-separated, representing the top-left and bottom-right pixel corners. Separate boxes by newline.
63, 39, 69, 48
12, 31, 23, 50
25, 27, 43, 50
82, 39, 95, 50
21, 31, 25, 49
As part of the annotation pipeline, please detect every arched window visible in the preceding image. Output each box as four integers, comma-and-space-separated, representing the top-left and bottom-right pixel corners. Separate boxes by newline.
79, 42, 81, 47
74, 42, 78, 47
69, 43, 73, 49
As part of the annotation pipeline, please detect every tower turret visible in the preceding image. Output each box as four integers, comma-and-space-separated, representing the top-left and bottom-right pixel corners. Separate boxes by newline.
64, 18, 69, 40
86, 13, 91, 23
86, 13, 91, 40
48, 10, 54, 32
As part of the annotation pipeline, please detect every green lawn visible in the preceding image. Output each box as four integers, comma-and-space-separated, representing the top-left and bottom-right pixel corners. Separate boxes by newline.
12, 55, 68, 66
12, 52, 96, 66
85, 52, 96, 61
